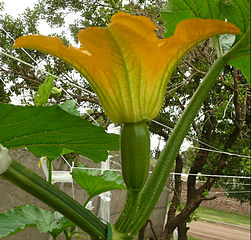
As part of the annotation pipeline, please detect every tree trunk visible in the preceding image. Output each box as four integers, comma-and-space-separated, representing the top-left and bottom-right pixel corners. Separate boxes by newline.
162, 226, 175, 240
177, 222, 189, 240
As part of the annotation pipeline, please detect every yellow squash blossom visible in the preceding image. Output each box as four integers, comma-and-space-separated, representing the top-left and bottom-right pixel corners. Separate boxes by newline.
14, 12, 240, 123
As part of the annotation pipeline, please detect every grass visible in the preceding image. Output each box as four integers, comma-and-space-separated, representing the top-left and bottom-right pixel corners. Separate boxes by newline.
164, 205, 250, 240
195, 206, 250, 228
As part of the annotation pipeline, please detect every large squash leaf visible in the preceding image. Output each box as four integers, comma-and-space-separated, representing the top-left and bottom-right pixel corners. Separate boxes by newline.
0, 103, 119, 162
160, 0, 250, 85
219, 0, 250, 34
219, 0, 250, 85
160, 0, 222, 37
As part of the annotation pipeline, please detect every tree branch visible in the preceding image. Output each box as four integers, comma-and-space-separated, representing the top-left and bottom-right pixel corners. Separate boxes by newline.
148, 219, 159, 240
183, 60, 206, 75
66, 91, 100, 105
201, 195, 217, 201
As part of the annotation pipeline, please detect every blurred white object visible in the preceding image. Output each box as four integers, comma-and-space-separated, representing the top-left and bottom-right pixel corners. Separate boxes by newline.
40, 156, 73, 183
0, 144, 12, 174
181, 173, 188, 182
86, 201, 94, 211
52, 171, 73, 183
40, 156, 49, 181
173, 228, 178, 240
99, 157, 111, 222
106, 123, 120, 134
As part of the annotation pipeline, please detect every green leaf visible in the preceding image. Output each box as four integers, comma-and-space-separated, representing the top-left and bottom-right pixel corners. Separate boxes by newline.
49, 212, 75, 238
224, 27, 250, 85
59, 100, 80, 116
71, 168, 126, 200
161, 0, 222, 37
160, 0, 250, 84
0, 205, 74, 238
0, 103, 119, 162
219, 1, 250, 84
34, 74, 54, 106
219, 0, 250, 34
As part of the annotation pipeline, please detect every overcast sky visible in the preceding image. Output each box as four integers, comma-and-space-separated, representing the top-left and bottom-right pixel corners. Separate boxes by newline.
2, 0, 77, 36
2, 0, 37, 17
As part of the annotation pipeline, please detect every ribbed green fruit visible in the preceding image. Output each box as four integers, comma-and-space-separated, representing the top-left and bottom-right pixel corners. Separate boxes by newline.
120, 122, 150, 190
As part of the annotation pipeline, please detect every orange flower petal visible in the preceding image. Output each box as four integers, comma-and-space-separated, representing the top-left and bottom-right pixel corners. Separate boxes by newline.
14, 35, 123, 120
14, 12, 241, 123
147, 18, 241, 115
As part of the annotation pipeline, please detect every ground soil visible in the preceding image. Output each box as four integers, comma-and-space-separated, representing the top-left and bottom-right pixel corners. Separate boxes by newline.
188, 220, 250, 240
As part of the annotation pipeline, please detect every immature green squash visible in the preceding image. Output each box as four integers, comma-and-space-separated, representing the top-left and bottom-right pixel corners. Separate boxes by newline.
120, 122, 150, 190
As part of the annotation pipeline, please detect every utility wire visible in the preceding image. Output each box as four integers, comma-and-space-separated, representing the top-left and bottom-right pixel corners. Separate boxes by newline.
0, 23, 93, 95
72, 166, 251, 179
152, 120, 219, 151
196, 180, 251, 186
0, 26, 38, 64
191, 146, 251, 159
0, 48, 95, 96
170, 172, 251, 179
152, 120, 250, 159
211, 191, 251, 194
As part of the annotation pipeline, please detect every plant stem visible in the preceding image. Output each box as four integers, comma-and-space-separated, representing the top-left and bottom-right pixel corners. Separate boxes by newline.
64, 230, 71, 240
48, 159, 52, 184
213, 36, 222, 57
83, 196, 92, 208
115, 189, 141, 233
125, 54, 228, 235
111, 225, 134, 240
1, 160, 107, 239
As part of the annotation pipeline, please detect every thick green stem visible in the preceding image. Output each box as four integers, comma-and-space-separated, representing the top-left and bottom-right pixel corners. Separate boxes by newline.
1, 160, 107, 239
63, 231, 71, 240
114, 190, 141, 233
111, 225, 133, 240
125, 53, 230, 234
